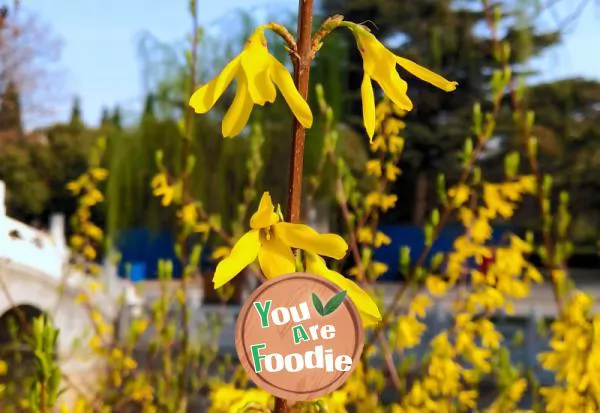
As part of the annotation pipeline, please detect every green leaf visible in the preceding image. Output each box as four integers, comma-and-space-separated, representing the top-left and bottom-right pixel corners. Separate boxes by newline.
312, 293, 325, 316
323, 290, 347, 315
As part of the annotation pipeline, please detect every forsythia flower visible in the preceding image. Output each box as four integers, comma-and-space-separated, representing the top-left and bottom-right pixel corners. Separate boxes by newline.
90, 167, 109, 181
213, 192, 347, 287
305, 252, 382, 327
151, 173, 178, 206
189, 27, 312, 137
346, 24, 457, 140
396, 315, 426, 350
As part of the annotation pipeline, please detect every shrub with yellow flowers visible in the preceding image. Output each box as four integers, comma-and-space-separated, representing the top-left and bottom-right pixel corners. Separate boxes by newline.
3, 1, 600, 412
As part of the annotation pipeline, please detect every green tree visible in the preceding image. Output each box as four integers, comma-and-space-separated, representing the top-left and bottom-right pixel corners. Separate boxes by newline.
111, 106, 122, 130
69, 96, 84, 130
521, 78, 600, 243
0, 80, 23, 140
0, 142, 49, 219
100, 107, 111, 129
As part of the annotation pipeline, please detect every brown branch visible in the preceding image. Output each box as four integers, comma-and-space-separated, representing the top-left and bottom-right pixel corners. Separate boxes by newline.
335, 177, 402, 390
285, 0, 314, 225
276, 1, 315, 411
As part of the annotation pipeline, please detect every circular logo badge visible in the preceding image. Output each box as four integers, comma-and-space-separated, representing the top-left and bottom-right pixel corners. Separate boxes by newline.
235, 272, 364, 401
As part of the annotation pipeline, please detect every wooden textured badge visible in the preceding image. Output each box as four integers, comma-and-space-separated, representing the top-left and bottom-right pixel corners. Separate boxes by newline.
235, 272, 364, 401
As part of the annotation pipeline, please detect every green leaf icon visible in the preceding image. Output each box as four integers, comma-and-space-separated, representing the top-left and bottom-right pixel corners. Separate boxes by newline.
312, 293, 325, 316
323, 290, 347, 315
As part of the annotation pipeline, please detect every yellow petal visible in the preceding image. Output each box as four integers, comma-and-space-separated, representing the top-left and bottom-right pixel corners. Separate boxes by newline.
305, 253, 382, 327
396, 56, 458, 92
361, 73, 376, 141
370, 65, 413, 112
252, 69, 277, 105
275, 222, 348, 259
213, 230, 260, 288
240, 32, 275, 105
269, 55, 313, 128
258, 236, 295, 279
249, 192, 279, 229
222, 72, 254, 137
189, 56, 241, 114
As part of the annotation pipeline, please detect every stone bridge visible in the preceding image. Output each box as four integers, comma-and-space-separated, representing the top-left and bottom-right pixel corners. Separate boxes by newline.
0, 180, 142, 404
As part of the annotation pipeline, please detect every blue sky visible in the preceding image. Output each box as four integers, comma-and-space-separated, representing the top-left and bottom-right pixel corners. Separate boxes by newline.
21, 0, 600, 129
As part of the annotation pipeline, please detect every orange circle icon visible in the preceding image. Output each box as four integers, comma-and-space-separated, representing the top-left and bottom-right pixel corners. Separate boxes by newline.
235, 272, 364, 401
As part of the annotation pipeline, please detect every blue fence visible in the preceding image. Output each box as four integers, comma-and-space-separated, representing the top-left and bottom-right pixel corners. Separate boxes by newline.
114, 228, 214, 281
114, 224, 513, 282
373, 223, 512, 280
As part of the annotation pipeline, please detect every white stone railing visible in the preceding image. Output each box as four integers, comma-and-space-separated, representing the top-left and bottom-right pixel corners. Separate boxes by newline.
0, 180, 145, 320
0, 180, 68, 278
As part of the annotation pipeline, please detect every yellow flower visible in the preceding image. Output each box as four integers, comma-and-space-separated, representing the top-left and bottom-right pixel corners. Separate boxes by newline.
151, 173, 177, 206
357, 227, 374, 244
374, 231, 391, 248
426, 275, 448, 296
70, 235, 85, 249
305, 252, 382, 328
178, 203, 210, 233
211, 246, 231, 260
90, 167, 109, 181
396, 315, 426, 350
388, 136, 405, 154
347, 24, 457, 140
458, 390, 478, 409
370, 136, 386, 152
75, 292, 88, 304
123, 356, 137, 370
213, 192, 347, 288
365, 192, 381, 209
371, 261, 389, 278
385, 162, 401, 181
408, 294, 432, 318
449, 184, 470, 207
83, 223, 103, 241
83, 244, 97, 260
66, 176, 87, 195
508, 378, 528, 401
380, 194, 398, 211
366, 160, 382, 177
320, 390, 348, 413
81, 188, 104, 206
483, 183, 516, 219
189, 28, 313, 137
472, 217, 492, 244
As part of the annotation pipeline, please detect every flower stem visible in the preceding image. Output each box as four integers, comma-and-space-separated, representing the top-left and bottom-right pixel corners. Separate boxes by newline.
286, 0, 314, 224
276, 1, 314, 412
